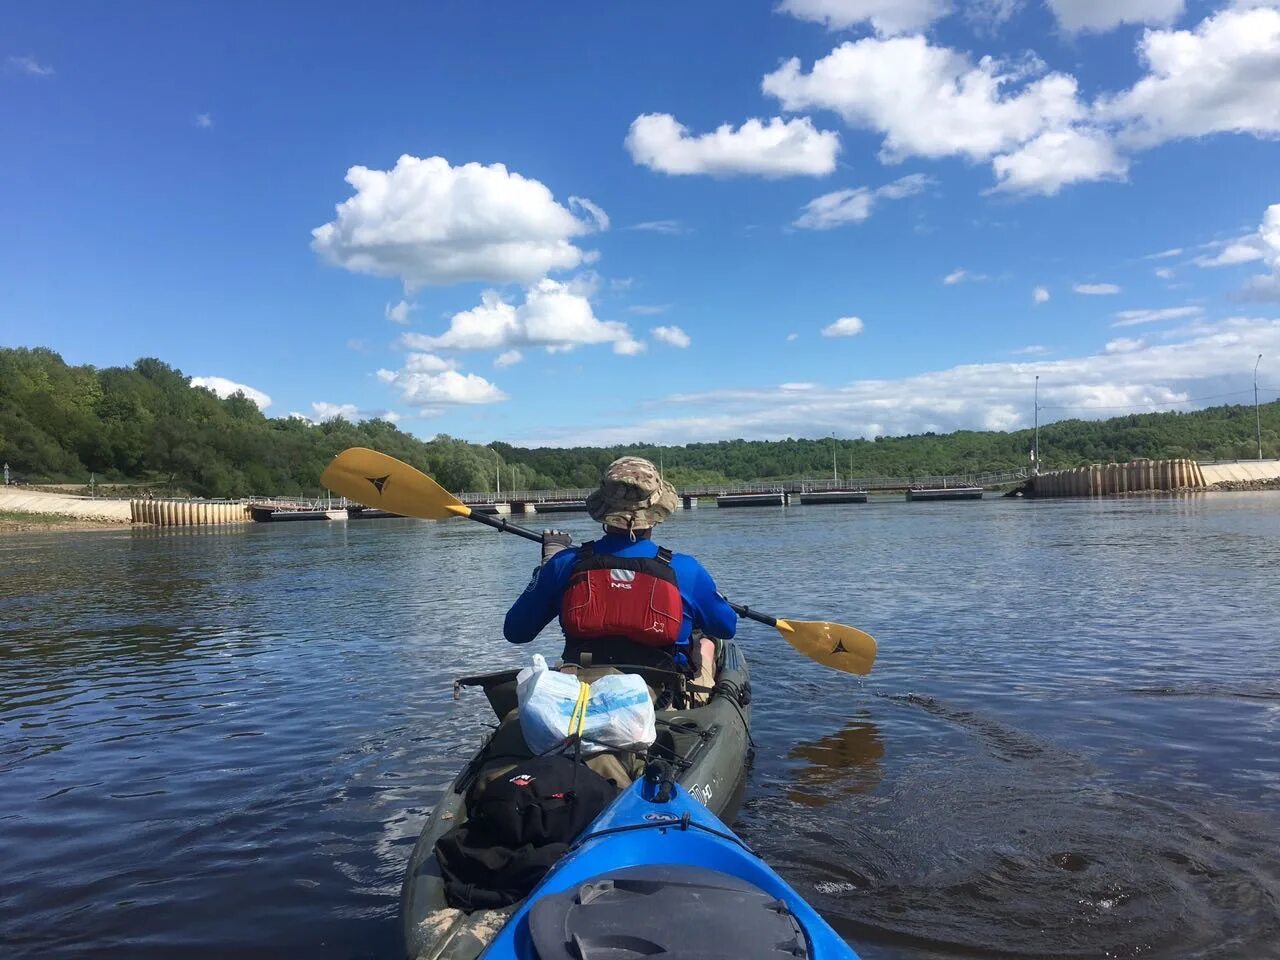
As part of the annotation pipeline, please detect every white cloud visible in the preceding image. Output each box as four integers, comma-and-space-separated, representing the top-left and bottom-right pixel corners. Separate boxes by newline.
875, 173, 934, 200
1011, 344, 1049, 355
377, 366, 507, 410
522, 280, 631, 351
822, 316, 865, 337
762, 6, 1280, 196
385, 299, 415, 324
404, 295, 518, 351
652, 325, 692, 348
409, 279, 638, 355
626, 114, 840, 178
628, 304, 670, 315
1046, 0, 1184, 33
7, 56, 54, 76
944, 268, 988, 285
397, 351, 457, 373
308, 401, 400, 423
1195, 243, 1266, 268
795, 188, 874, 229
1145, 247, 1183, 260
1105, 336, 1146, 353
569, 196, 610, 231
629, 220, 688, 234
764, 39, 1085, 165
195, 113, 213, 129
347, 338, 367, 351
614, 338, 647, 356
1241, 274, 1280, 302
1074, 282, 1122, 295
1154, 267, 1176, 280
776, 0, 952, 35
191, 376, 272, 410
311, 401, 360, 421
965, 0, 1023, 31
991, 126, 1128, 195
1262, 203, 1280, 267
1097, 6, 1280, 149
1242, 202, 1280, 297
786, 332, 800, 341
1262, 203, 1280, 270
311, 155, 603, 288
780, 381, 818, 390
494, 349, 523, 368
1033, 286, 1051, 304
515, 316, 1280, 446
793, 173, 931, 229
764, 36, 1126, 196
1185, 205, 1280, 297
1111, 305, 1204, 326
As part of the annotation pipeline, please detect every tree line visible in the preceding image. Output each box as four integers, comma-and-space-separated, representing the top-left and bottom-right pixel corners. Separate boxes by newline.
2, 347, 1276, 497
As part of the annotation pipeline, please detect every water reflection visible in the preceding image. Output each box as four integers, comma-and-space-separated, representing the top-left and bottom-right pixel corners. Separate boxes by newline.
2, 497, 1279, 959
786, 717, 885, 808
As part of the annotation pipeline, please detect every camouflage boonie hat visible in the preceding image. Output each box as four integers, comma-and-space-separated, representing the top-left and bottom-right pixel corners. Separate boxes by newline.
586, 456, 679, 530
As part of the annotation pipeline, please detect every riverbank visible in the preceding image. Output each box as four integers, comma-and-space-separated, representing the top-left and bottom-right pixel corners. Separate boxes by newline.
0, 511, 125, 533
0, 489, 133, 527
1209, 477, 1280, 491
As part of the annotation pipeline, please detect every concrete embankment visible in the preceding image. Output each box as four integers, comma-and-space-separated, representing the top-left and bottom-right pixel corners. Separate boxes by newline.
1031, 458, 1280, 497
130, 499, 251, 525
1198, 460, 1280, 485
0, 488, 132, 523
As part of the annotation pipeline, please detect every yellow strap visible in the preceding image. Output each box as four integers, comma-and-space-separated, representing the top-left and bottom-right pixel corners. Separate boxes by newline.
566, 681, 589, 740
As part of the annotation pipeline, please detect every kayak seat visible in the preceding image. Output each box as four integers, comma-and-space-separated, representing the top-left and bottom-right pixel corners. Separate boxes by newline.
527, 864, 808, 959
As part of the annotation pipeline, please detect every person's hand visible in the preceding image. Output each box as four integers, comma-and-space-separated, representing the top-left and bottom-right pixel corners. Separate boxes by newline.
541, 529, 572, 562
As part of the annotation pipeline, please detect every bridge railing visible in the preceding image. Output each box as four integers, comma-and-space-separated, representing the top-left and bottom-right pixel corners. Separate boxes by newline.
458, 487, 595, 505
457, 470, 1027, 503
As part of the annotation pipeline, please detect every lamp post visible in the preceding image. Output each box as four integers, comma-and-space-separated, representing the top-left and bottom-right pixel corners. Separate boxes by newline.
1033, 375, 1041, 476
1256, 354, 1264, 461
830, 434, 837, 483
493, 448, 501, 496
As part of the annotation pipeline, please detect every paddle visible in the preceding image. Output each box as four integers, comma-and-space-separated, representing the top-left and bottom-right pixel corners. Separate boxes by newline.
321, 447, 877, 676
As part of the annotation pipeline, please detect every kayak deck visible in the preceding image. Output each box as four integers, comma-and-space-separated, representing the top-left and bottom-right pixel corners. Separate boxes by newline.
482, 774, 861, 959
400, 641, 753, 960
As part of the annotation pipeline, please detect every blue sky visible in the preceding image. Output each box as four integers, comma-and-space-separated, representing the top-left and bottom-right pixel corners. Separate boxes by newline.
2, 0, 1279, 446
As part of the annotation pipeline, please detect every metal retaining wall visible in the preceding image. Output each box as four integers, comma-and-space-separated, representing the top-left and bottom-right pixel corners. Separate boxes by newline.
1030, 459, 1205, 498
130, 499, 252, 525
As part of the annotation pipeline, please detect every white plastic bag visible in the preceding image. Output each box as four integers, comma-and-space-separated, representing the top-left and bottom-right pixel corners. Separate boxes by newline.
516, 656, 657, 756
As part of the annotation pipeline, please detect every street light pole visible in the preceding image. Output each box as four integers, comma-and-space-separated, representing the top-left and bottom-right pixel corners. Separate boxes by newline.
1256, 354, 1264, 461
830, 434, 837, 482
494, 448, 501, 496
1033, 375, 1041, 476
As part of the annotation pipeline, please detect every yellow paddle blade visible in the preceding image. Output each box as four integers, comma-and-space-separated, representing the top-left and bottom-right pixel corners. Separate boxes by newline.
319, 447, 472, 520
775, 619, 877, 676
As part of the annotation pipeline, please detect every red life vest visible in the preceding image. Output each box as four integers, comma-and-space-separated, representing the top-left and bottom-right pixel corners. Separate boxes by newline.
559, 541, 684, 648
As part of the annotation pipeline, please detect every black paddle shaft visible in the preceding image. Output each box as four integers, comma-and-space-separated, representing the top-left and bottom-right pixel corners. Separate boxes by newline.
462, 507, 780, 629
466, 508, 544, 544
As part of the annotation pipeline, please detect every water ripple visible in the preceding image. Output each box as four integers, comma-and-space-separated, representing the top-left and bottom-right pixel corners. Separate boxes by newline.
2, 499, 1279, 958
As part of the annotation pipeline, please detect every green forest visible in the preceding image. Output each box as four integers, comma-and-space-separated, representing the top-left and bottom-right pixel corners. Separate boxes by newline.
2, 347, 1277, 497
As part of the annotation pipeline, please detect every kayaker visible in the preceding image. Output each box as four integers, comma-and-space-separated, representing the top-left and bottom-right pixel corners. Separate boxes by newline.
503, 456, 736, 687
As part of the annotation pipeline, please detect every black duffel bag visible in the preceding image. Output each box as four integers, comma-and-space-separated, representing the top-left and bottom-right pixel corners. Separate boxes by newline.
436, 753, 619, 910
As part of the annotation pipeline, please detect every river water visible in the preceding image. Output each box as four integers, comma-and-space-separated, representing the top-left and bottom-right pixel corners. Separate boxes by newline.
2, 495, 1278, 959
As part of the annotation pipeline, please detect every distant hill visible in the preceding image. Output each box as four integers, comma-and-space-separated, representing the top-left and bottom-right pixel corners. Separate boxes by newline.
2, 347, 1276, 497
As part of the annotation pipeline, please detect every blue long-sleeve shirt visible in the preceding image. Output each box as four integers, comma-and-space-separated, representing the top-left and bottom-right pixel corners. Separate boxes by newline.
504, 534, 737, 649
